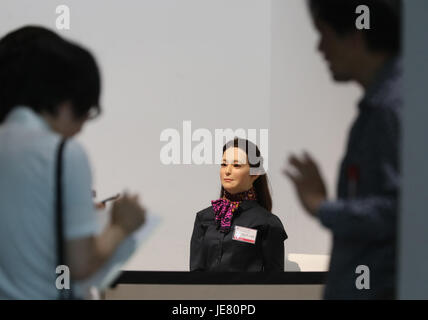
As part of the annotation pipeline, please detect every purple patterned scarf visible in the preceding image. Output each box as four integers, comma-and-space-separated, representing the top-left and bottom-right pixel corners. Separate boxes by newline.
211, 187, 257, 233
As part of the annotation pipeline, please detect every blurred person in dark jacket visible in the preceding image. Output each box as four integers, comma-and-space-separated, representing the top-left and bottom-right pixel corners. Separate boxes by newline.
284, 0, 402, 299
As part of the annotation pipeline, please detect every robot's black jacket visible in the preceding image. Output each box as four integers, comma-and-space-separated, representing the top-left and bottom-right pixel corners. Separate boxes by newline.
190, 200, 287, 272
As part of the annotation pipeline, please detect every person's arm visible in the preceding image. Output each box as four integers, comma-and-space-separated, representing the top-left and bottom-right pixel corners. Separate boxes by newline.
67, 197, 145, 280
318, 196, 397, 241
318, 109, 400, 241
66, 226, 125, 280
62, 140, 145, 281
262, 215, 287, 272
189, 213, 206, 271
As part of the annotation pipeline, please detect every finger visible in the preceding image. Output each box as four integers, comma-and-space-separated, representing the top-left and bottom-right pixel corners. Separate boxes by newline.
126, 192, 137, 202
292, 155, 316, 177
283, 168, 299, 184
303, 151, 318, 167
95, 202, 106, 210
288, 155, 305, 172
298, 152, 317, 174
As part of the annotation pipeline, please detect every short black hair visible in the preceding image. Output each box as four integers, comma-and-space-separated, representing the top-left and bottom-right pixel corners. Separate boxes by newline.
308, 0, 402, 54
0, 26, 101, 122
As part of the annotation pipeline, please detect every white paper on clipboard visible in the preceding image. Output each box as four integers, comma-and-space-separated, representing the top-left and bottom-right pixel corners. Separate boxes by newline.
73, 213, 161, 298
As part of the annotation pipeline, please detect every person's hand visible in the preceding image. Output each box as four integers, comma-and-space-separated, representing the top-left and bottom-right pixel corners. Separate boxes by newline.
92, 190, 106, 210
94, 193, 121, 210
95, 202, 106, 210
110, 193, 146, 236
283, 151, 327, 217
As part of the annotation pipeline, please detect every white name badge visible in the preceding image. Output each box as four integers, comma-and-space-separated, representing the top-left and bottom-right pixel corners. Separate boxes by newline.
233, 226, 258, 244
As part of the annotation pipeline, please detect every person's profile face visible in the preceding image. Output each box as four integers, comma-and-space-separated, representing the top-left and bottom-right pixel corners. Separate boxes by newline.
313, 18, 357, 83
63, 109, 88, 137
68, 117, 87, 137
220, 147, 257, 195
49, 102, 88, 137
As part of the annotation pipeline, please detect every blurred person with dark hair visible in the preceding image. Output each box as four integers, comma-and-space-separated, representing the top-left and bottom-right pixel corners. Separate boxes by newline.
284, 0, 402, 299
190, 138, 287, 272
0, 26, 145, 299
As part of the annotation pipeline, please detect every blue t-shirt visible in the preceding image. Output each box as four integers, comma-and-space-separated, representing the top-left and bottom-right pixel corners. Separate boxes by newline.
0, 107, 99, 299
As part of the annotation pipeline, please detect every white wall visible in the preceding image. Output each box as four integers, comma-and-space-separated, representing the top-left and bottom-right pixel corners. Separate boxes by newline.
0, 0, 360, 271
